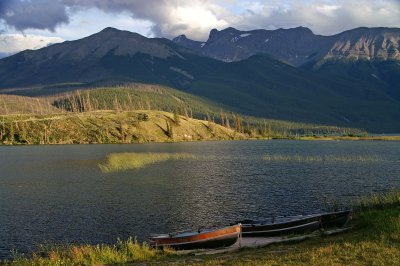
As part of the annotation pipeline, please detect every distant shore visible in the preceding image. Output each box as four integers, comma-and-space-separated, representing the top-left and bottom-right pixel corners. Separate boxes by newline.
0, 110, 248, 145
295, 135, 400, 141
0, 110, 398, 145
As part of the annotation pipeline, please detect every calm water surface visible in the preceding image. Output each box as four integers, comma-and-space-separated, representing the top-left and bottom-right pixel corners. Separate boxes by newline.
0, 140, 399, 259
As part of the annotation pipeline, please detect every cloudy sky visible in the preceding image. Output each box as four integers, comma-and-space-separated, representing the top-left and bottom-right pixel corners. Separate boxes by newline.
0, 0, 399, 57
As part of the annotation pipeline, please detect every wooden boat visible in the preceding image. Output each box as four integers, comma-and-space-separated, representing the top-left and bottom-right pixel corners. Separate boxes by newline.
149, 224, 241, 250
238, 216, 320, 237
237, 209, 352, 237
319, 210, 352, 228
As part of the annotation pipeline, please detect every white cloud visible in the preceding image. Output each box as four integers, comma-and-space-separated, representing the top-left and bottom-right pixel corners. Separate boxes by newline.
226, 0, 400, 36
155, 4, 229, 40
0, 34, 63, 54
61, 0, 231, 40
0, 0, 399, 50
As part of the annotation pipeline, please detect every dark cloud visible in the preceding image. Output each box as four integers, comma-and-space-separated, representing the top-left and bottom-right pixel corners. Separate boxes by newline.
0, 0, 399, 39
0, 0, 69, 32
62, 0, 197, 38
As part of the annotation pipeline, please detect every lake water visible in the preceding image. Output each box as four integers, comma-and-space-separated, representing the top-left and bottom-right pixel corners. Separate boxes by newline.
0, 140, 399, 259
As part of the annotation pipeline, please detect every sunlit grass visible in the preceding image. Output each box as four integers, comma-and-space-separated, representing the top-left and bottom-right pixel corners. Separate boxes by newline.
263, 154, 383, 163
9, 237, 175, 266
99, 152, 196, 173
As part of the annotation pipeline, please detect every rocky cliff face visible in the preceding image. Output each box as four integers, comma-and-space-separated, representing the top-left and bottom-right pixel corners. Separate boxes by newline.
200, 26, 327, 66
172, 34, 204, 51
173, 27, 400, 67
322, 27, 400, 62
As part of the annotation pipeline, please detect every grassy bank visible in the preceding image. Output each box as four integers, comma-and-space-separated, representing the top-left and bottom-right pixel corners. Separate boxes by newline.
5, 191, 399, 265
0, 110, 248, 144
297, 135, 400, 141
0, 109, 386, 145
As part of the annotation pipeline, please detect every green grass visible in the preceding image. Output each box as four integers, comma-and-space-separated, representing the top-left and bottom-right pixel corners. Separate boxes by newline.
9, 237, 175, 266
263, 154, 383, 163
354, 190, 400, 211
99, 152, 196, 173
0, 110, 246, 145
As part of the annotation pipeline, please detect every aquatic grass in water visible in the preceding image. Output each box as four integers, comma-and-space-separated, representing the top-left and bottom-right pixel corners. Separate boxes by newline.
263, 154, 383, 163
99, 152, 196, 173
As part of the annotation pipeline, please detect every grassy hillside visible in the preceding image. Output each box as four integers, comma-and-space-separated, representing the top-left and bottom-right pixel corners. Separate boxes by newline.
0, 94, 59, 115
0, 84, 364, 143
0, 110, 248, 145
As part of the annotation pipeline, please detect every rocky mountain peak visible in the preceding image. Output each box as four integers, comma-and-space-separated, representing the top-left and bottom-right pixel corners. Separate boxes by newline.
100, 27, 121, 33
172, 34, 188, 43
208, 27, 240, 42
172, 26, 400, 66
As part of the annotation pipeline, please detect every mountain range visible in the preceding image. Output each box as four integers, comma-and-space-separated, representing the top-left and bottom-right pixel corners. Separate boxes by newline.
173, 26, 400, 66
0, 26, 399, 132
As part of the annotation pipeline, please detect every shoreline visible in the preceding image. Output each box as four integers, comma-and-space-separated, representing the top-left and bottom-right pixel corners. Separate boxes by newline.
1, 135, 400, 146
3, 191, 399, 265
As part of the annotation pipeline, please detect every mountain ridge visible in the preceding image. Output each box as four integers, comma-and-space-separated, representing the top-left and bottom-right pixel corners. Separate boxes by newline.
173, 26, 400, 67
0, 27, 399, 132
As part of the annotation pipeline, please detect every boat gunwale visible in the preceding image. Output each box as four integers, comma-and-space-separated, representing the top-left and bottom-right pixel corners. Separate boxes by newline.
242, 220, 320, 235
240, 210, 352, 227
151, 224, 241, 240
150, 231, 240, 247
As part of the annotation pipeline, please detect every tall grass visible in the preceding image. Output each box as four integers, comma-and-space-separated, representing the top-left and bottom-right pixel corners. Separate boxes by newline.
99, 152, 196, 173
263, 154, 383, 163
354, 190, 400, 210
9, 237, 174, 266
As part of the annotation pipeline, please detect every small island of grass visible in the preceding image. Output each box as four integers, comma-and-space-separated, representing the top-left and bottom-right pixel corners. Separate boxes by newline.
99, 152, 196, 173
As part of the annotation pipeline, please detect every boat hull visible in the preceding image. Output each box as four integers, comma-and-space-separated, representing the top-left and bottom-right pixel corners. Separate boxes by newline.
150, 224, 241, 250
242, 220, 320, 237
239, 210, 352, 237
320, 210, 352, 228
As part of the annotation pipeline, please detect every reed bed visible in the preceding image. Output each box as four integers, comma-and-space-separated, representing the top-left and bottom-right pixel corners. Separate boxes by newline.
99, 152, 196, 173
263, 154, 383, 163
